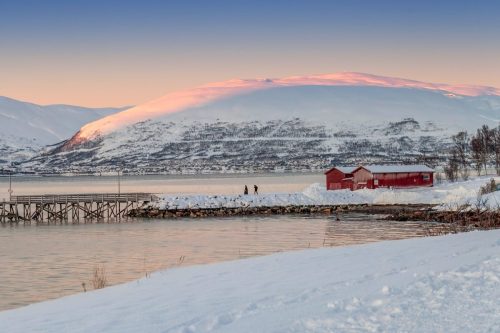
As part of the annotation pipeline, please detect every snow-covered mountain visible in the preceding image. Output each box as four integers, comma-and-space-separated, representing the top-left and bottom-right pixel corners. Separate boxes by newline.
0, 96, 127, 169
72, 72, 500, 141
24, 73, 500, 174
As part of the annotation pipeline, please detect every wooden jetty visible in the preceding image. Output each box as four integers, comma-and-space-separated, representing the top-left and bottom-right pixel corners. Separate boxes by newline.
0, 193, 156, 223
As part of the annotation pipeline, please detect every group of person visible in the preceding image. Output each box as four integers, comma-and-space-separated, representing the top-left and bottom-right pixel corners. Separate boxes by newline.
243, 185, 258, 195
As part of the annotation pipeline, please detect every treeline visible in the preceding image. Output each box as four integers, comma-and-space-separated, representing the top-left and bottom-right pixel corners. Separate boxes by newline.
445, 125, 500, 181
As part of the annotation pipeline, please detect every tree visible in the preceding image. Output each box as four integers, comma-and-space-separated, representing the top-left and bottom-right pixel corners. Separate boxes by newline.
480, 125, 493, 173
492, 126, 500, 175
444, 149, 459, 182
451, 131, 470, 180
470, 134, 483, 175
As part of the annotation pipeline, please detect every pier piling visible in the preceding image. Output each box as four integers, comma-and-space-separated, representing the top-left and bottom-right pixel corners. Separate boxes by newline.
0, 193, 154, 223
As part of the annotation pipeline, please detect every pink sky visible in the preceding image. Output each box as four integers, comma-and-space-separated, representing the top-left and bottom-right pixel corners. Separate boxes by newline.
2, 1, 499, 108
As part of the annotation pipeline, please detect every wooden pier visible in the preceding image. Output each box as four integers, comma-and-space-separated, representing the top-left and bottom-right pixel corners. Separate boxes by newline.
0, 193, 156, 223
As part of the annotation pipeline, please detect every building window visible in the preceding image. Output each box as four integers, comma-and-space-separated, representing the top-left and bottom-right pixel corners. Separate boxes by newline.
423, 174, 430, 181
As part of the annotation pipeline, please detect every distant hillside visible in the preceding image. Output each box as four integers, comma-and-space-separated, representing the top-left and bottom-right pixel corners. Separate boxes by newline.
24, 72, 500, 174
0, 96, 127, 170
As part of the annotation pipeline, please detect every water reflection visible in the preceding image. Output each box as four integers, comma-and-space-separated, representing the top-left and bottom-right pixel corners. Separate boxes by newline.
0, 214, 439, 311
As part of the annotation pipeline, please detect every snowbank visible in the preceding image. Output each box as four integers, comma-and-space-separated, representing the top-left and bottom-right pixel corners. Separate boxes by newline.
1, 230, 499, 332
436, 189, 500, 211
152, 177, 500, 209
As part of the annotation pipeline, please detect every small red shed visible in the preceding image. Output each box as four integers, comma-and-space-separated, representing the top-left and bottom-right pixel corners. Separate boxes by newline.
324, 166, 356, 190
351, 165, 434, 190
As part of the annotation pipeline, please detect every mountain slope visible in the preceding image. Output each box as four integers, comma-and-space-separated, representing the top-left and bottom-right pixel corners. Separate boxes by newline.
0, 96, 127, 170
0, 96, 127, 145
28, 72, 500, 174
75, 72, 500, 141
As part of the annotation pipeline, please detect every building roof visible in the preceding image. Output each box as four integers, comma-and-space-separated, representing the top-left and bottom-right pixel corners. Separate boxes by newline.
355, 164, 434, 174
324, 166, 357, 175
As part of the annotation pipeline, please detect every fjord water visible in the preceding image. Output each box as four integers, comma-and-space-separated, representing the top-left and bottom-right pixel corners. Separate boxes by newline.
0, 214, 436, 311
0, 173, 324, 201
0, 174, 436, 311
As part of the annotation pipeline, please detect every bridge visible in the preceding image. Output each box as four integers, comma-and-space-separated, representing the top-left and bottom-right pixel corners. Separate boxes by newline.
0, 193, 156, 223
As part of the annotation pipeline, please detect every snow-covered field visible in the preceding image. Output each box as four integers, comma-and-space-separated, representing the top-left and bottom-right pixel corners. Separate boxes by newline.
152, 176, 499, 210
1, 230, 499, 332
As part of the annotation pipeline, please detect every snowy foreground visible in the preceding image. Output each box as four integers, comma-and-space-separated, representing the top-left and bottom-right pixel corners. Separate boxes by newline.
1, 230, 499, 332
153, 176, 499, 210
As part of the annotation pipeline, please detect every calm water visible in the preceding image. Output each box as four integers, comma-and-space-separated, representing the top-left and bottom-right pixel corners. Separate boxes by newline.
0, 214, 439, 311
0, 174, 438, 311
0, 173, 324, 201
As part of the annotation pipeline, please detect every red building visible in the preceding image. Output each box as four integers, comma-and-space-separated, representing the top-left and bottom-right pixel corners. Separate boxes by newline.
351, 165, 434, 190
325, 164, 434, 190
324, 166, 356, 190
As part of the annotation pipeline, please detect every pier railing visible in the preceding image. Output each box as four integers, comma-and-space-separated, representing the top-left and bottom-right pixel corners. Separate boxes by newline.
1, 193, 157, 223
9, 193, 155, 204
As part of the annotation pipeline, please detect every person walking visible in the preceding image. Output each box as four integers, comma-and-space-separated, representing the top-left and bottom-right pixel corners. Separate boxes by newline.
254, 185, 258, 195
244, 185, 248, 195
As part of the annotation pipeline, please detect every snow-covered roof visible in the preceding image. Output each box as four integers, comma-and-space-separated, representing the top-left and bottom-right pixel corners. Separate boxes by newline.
324, 166, 357, 174
336, 166, 357, 174
358, 164, 434, 174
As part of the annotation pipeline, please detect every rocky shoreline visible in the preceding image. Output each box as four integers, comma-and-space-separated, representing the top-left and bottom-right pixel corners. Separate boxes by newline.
387, 208, 500, 229
128, 203, 434, 219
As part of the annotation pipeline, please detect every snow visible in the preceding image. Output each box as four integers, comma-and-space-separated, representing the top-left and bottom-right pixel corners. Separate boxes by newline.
77, 72, 500, 139
360, 164, 434, 173
325, 166, 356, 174
152, 177, 498, 210
1, 229, 499, 332
5, 73, 500, 174
0, 96, 127, 168
436, 187, 500, 211
45, 76, 500, 174
0, 95, 126, 145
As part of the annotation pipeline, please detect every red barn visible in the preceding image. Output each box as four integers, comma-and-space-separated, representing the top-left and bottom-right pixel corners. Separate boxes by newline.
324, 166, 356, 190
351, 165, 434, 190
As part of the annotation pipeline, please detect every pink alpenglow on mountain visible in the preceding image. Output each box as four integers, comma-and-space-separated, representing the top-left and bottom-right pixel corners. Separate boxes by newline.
77, 72, 500, 140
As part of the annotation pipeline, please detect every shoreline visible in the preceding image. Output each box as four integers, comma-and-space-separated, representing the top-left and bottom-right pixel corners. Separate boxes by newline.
128, 203, 435, 219
386, 208, 500, 229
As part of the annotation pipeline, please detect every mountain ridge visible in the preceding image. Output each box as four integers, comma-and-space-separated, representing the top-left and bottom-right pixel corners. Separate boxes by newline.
0, 96, 128, 145
29, 82, 500, 174
0, 96, 128, 169
75, 72, 500, 141
5, 72, 500, 174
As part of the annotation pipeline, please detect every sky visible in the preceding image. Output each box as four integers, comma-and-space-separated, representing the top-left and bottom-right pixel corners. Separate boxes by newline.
1, 0, 499, 108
